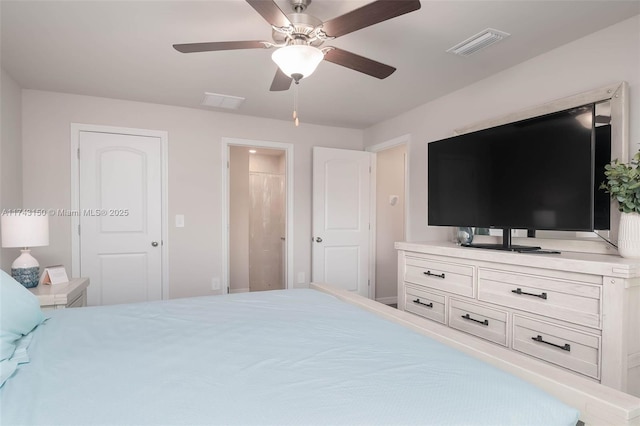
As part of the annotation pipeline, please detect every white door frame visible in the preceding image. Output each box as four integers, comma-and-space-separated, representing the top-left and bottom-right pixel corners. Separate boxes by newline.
70, 123, 169, 299
221, 137, 294, 293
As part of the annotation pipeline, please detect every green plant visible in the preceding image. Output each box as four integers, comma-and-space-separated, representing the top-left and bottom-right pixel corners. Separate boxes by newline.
600, 150, 640, 213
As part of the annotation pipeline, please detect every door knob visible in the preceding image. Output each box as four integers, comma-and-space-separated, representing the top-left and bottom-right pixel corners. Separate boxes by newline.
151, 241, 159, 247
315, 237, 323, 243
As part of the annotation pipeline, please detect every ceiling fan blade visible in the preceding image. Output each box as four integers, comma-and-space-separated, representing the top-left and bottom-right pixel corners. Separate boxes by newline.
323, 48, 396, 79
321, 0, 421, 38
270, 68, 293, 91
173, 40, 266, 53
246, 0, 292, 29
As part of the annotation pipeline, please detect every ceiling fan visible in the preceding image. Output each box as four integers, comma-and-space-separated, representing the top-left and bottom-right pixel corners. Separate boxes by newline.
173, 0, 422, 92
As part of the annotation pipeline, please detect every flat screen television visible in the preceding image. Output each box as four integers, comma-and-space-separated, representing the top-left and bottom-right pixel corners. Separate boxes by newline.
427, 103, 610, 251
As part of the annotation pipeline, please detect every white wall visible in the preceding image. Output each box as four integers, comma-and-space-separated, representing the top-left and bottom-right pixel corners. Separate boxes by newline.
21, 90, 363, 298
364, 15, 640, 244
0, 68, 23, 272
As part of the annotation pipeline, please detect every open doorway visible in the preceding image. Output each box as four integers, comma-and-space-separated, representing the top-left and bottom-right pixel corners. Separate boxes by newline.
369, 135, 409, 306
222, 138, 294, 294
229, 146, 286, 292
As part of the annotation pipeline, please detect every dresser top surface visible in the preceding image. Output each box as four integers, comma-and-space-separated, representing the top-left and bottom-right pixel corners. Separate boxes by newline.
396, 242, 640, 278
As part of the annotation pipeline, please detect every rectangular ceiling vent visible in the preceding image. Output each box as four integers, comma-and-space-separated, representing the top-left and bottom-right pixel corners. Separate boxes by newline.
201, 92, 245, 109
446, 28, 510, 56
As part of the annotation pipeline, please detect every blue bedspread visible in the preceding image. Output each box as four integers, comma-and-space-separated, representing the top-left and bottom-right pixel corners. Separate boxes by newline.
1, 289, 578, 425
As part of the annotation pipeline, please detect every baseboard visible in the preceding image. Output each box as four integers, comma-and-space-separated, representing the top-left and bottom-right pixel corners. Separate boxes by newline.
230, 288, 250, 294
375, 296, 397, 305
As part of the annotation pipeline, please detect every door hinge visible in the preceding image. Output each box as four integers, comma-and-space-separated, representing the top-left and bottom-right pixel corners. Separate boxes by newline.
227, 161, 230, 169
227, 286, 230, 294
368, 279, 370, 287
77, 148, 80, 159
78, 224, 81, 235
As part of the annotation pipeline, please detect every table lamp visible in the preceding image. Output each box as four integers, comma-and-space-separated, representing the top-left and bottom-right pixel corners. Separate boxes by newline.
1, 214, 49, 288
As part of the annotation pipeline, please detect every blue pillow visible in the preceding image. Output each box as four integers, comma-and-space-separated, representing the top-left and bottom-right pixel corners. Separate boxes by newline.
0, 270, 44, 363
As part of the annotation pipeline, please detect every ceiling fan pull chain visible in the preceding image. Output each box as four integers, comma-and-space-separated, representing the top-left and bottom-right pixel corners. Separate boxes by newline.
293, 83, 300, 127
292, 85, 297, 120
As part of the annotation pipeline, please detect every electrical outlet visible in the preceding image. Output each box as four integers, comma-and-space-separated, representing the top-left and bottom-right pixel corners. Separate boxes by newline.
211, 277, 220, 291
297, 272, 305, 284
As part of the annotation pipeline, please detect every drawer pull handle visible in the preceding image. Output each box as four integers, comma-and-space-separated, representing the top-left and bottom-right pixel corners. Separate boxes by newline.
531, 335, 571, 352
412, 299, 433, 308
511, 288, 547, 300
461, 313, 489, 326
424, 271, 446, 279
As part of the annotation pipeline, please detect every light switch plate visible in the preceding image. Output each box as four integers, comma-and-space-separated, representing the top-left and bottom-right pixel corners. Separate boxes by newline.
175, 214, 185, 227
211, 277, 221, 291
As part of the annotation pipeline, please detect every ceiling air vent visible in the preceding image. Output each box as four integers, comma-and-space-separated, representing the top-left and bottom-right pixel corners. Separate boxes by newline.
201, 92, 245, 109
446, 28, 510, 56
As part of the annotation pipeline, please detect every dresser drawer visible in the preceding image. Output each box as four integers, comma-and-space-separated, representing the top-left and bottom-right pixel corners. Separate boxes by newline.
477, 268, 601, 328
513, 315, 600, 380
404, 256, 474, 298
449, 298, 508, 346
67, 291, 86, 308
405, 284, 446, 324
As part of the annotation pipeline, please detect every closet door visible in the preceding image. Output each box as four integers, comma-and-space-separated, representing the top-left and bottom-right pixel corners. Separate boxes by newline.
79, 130, 162, 306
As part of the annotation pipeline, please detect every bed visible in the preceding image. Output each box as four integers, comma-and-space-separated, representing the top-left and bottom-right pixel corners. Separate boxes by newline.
1, 273, 638, 425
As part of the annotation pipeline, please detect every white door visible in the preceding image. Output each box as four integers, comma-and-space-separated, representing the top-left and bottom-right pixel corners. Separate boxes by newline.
79, 131, 163, 306
312, 147, 372, 297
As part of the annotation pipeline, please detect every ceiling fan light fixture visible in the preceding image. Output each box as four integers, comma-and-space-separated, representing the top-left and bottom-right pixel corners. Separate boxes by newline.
271, 45, 323, 80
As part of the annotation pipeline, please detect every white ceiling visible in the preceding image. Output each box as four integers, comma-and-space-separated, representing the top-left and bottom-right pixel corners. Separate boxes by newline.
1, 1, 638, 129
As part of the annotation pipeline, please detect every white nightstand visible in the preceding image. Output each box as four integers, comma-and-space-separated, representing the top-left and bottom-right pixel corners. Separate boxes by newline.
28, 277, 90, 311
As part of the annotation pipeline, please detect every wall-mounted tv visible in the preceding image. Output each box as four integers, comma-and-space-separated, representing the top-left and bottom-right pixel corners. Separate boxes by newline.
427, 103, 610, 251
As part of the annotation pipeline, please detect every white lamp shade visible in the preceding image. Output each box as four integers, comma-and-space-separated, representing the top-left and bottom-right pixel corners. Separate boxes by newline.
1, 214, 49, 248
272, 45, 324, 79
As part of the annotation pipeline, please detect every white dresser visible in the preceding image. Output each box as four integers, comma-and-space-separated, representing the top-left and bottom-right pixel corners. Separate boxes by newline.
396, 242, 640, 397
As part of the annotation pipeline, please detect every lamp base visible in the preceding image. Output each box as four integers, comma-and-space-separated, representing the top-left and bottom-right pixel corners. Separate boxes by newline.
11, 249, 40, 288
12, 267, 40, 288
